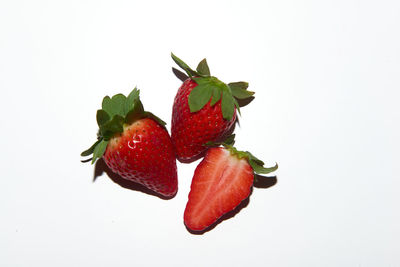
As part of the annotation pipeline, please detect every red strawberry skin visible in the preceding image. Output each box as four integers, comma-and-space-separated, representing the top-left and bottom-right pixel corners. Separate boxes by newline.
171, 78, 236, 162
103, 118, 178, 197
184, 147, 253, 231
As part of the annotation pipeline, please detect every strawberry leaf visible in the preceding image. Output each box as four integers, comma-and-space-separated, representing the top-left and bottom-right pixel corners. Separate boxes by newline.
192, 76, 212, 85
99, 115, 124, 139
188, 84, 213, 112
81, 139, 101, 157
233, 98, 241, 116
221, 89, 235, 120
143, 111, 167, 127
96, 110, 110, 126
171, 53, 199, 77
210, 87, 221, 106
102, 94, 126, 118
228, 82, 249, 90
125, 88, 140, 115
247, 152, 265, 166
230, 88, 255, 99
191, 77, 237, 120
218, 144, 278, 175
247, 152, 278, 174
223, 134, 236, 146
196, 58, 210, 76
92, 139, 109, 164
125, 96, 144, 124
229, 82, 254, 99
249, 161, 278, 174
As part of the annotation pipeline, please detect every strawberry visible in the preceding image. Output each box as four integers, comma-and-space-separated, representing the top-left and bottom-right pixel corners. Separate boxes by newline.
171, 53, 255, 162
81, 88, 178, 197
184, 136, 278, 231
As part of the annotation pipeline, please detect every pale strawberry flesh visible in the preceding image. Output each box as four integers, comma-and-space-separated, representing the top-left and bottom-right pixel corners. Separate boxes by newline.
184, 147, 253, 231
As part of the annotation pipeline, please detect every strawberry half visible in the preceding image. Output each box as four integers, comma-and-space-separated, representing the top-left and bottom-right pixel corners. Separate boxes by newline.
171, 53, 255, 163
184, 136, 278, 231
81, 88, 178, 198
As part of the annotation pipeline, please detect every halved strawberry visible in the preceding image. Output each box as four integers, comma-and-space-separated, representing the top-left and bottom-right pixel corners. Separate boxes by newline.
171, 53, 255, 162
184, 137, 278, 231
81, 88, 178, 197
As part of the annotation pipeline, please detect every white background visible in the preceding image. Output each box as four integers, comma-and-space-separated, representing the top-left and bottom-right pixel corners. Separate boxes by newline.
1, 0, 399, 266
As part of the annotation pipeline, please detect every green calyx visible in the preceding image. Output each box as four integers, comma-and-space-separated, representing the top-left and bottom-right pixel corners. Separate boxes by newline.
81, 88, 166, 164
226, 146, 278, 175
205, 134, 278, 175
171, 53, 255, 121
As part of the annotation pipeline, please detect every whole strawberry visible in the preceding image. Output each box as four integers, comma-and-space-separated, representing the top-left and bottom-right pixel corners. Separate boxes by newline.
171, 53, 255, 162
81, 88, 178, 197
184, 136, 278, 232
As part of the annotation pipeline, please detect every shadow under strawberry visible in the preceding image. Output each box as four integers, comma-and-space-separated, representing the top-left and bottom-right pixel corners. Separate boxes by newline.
253, 174, 278, 189
93, 158, 176, 200
172, 67, 188, 82
186, 175, 278, 235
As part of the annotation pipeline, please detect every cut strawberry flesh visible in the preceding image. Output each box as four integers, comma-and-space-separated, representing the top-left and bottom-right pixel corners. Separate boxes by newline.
184, 147, 253, 231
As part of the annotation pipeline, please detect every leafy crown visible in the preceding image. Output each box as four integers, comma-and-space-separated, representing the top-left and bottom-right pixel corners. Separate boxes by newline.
171, 53, 255, 121
205, 134, 278, 176
81, 88, 166, 164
